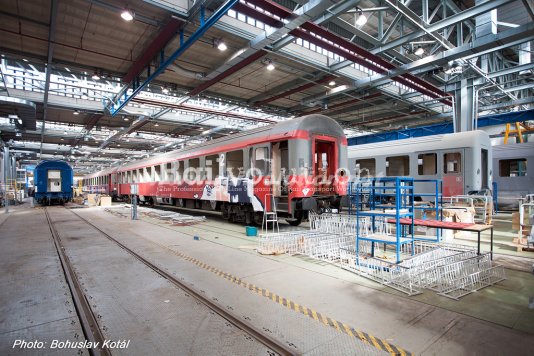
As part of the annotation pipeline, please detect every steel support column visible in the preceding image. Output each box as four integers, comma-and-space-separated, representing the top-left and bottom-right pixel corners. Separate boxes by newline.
39, 0, 58, 160
454, 78, 475, 132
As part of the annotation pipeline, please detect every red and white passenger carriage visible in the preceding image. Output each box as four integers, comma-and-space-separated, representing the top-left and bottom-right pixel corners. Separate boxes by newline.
83, 115, 348, 226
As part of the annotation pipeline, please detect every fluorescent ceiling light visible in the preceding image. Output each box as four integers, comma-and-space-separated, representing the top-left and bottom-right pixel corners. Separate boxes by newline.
73, 110, 80, 115
414, 46, 424, 56
329, 80, 336, 86
121, 9, 134, 21
91, 72, 100, 80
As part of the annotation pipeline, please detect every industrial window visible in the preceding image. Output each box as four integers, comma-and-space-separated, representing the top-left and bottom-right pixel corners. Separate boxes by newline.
499, 158, 527, 177
355, 159, 376, 177
253, 147, 268, 175
226, 150, 244, 177
177, 161, 184, 182
188, 158, 200, 181
205, 154, 219, 180
154, 165, 161, 182
418, 153, 437, 175
386, 156, 410, 176
444, 152, 462, 173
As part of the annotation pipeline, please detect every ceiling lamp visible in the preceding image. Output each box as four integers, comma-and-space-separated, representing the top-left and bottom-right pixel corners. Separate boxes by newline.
162, 86, 169, 94
355, 8, 367, 26
154, 122, 159, 127
121, 9, 134, 21
73, 110, 80, 115
215, 39, 227, 51
91, 71, 100, 80
414, 46, 424, 56
329, 80, 336, 86
265, 59, 275, 71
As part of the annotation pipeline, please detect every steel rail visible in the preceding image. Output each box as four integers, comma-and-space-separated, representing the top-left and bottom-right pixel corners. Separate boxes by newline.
66, 208, 296, 356
44, 207, 111, 356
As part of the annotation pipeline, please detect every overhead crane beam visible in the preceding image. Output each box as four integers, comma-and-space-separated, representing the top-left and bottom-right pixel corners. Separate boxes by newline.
105, 0, 239, 116
224, 1, 451, 107
122, 18, 183, 84
188, 0, 358, 98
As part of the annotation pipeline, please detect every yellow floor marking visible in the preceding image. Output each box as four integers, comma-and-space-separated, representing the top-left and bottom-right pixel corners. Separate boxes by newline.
138, 229, 410, 355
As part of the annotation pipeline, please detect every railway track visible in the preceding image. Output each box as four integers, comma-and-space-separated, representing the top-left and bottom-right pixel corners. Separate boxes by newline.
44, 207, 111, 356
45, 207, 295, 356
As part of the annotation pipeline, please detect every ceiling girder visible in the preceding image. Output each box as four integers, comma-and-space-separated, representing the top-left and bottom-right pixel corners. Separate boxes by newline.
355, 23, 534, 91
374, 0, 515, 54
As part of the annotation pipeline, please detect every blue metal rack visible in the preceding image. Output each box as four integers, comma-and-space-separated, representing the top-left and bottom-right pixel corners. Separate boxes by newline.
412, 179, 442, 242
350, 177, 415, 263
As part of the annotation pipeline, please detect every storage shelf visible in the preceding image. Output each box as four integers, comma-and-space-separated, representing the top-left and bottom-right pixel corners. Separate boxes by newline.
349, 177, 416, 263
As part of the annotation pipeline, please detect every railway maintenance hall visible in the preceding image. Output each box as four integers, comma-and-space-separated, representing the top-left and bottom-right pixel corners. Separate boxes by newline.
1, 0, 534, 355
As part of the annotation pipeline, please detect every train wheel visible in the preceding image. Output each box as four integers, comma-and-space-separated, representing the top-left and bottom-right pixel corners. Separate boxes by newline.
286, 217, 302, 226
253, 212, 263, 226
286, 211, 303, 226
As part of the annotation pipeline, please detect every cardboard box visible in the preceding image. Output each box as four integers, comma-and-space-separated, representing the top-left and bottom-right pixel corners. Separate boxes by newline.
512, 212, 530, 231
87, 194, 98, 206
99, 196, 112, 207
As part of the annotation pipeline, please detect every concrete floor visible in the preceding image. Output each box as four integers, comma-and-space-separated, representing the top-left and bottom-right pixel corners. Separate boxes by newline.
1, 202, 534, 355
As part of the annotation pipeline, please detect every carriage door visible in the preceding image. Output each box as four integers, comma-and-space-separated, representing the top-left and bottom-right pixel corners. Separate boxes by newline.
313, 137, 336, 195
48, 170, 62, 192
442, 150, 464, 197
250, 145, 271, 211
481, 149, 489, 189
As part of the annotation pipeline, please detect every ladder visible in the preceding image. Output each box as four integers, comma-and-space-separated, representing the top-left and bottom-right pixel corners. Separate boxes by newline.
262, 194, 279, 234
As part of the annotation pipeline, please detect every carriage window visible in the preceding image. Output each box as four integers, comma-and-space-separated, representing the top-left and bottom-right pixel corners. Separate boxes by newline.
254, 147, 268, 175
499, 158, 527, 177
444, 152, 461, 173
386, 155, 410, 176
146, 167, 152, 181
177, 161, 184, 182
154, 165, 161, 182
166, 163, 174, 182
418, 153, 437, 175
188, 158, 200, 181
355, 159, 375, 177
205, 154, 219, 180
226, 150, 244, 177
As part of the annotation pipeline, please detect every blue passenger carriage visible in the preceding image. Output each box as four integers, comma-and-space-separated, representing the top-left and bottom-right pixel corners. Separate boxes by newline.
34, 160, 73, 205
